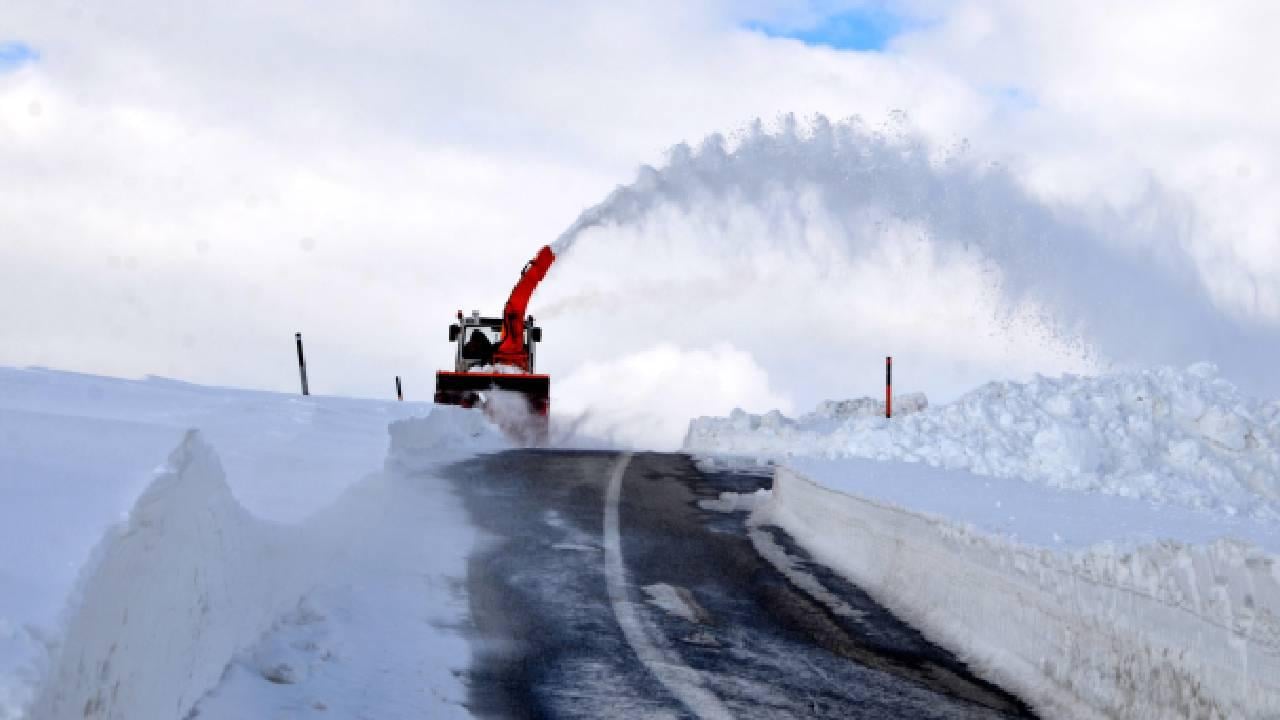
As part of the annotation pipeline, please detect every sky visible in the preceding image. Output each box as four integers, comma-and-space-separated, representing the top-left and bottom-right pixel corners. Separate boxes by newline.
3, 1, 1279, 447
745, 5, 913, 51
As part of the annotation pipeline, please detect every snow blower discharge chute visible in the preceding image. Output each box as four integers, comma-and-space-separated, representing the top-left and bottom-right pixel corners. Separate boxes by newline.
434, 245, 555, 420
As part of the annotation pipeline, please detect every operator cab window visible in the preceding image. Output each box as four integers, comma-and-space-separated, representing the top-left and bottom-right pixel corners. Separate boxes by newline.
461, 327, 499, 367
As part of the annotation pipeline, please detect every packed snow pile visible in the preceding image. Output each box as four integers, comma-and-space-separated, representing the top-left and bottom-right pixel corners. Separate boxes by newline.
688, 364, 1280, 519
814, 393, 928, 421
686, 392, 927, 446
386, 402, 507, 466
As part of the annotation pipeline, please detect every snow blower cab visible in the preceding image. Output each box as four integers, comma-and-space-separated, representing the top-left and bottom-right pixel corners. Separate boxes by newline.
434, 245, 554, 418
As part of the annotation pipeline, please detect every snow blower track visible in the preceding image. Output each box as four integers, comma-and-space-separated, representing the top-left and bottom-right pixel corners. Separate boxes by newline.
445, 450, 1035, 719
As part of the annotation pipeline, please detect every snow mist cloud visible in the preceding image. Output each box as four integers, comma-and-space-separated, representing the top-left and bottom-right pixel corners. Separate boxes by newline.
541, 117, 1280, 446
554, 343, 792, 449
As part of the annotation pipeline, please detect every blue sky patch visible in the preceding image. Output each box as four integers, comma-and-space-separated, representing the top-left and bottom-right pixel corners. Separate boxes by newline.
745, 5, 914, 52
0, 42, 39, 71
993, 86, 1037, 110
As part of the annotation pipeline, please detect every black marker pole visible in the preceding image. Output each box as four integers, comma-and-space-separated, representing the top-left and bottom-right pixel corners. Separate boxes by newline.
295, 333, 310, 396
395, 375, 403, 401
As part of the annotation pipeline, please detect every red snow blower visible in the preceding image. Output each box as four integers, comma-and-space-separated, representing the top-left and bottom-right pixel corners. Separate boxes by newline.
434, 245, 555, 426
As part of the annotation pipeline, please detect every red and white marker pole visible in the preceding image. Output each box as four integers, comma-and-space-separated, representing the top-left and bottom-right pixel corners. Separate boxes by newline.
885, 356, 892, 419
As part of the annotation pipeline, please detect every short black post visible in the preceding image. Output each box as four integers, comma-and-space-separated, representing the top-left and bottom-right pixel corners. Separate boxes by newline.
295, 333, 310, 396
886, 356, 892, 419
395, 375, 403, 401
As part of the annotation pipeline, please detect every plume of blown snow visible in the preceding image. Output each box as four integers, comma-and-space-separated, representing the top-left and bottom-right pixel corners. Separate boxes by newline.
540, 116, 1280, 426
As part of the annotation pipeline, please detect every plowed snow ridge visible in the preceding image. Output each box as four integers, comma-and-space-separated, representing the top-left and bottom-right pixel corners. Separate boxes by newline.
689, 363, 1280, 717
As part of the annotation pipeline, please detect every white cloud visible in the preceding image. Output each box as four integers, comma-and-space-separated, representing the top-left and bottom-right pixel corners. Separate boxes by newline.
898, 0, 1280, 319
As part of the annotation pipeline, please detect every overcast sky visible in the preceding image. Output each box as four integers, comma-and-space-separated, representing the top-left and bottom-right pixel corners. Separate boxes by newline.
4, 1, 1278, 446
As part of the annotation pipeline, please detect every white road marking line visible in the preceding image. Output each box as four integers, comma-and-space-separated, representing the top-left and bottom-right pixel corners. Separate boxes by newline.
602, 453, 735, 719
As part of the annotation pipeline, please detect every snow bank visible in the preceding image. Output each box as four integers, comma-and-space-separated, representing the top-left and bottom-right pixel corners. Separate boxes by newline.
0, 367, 505, 719
688, 364, 1280, 520
27, 431, 311, 720
755, 465, 1280, 718
14, 405, 506, 720
0, 368, 424, 718
193, 406, 497, 718
693, 365, 1280, 715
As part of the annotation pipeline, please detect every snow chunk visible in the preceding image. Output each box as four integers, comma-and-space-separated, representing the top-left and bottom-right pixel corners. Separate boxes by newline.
1197, 406, 1249, 451
641, 584, 705, 624
697, 489, 771, 513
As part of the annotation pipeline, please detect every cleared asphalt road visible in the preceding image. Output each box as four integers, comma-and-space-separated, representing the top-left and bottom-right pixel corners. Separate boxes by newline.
442, 450, 1036, 719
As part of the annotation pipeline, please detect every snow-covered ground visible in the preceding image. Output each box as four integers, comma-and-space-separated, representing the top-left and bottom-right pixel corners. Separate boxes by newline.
688, 363, 1280, 718
11, 358, 1280, 718
0, 367, 502, 719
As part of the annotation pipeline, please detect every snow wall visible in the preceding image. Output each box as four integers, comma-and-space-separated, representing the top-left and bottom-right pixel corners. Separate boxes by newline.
26, 431, 311, 720
757, 465, 1280, 719
23, 408, 501, 720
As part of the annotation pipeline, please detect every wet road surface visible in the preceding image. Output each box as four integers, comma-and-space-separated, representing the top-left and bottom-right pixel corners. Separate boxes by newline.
442, 450, 1036, 719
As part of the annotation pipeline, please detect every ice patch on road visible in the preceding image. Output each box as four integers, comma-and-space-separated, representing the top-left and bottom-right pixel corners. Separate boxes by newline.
552, 543, 600, 553
642, 584, 705, 624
